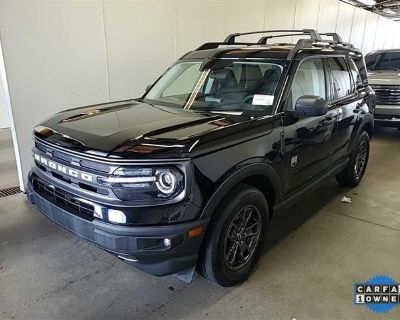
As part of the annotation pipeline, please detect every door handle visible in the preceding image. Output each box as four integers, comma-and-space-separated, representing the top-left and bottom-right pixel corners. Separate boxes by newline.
324, 115, 335, 122
323, 116, 336, 126
354, 102, 365, 114
359, 91, 367, 98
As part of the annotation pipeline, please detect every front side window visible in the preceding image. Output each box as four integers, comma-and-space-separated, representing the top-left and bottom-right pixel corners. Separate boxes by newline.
328, 57, 352, 100
366, 51, 400, 71
288, 58, 326, 109
144, 59, 286, 116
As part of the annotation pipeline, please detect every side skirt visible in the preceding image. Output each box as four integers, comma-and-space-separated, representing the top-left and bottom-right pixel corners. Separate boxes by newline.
273, 158, 349, 215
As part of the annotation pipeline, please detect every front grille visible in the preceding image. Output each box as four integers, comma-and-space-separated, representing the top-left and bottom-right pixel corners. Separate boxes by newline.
34, 140, 112, 175
53, 150, 73, 163
34, 139, 111, 197
33, 177, 94, 221
372, 84, 400, 105
80, 159, 109, 173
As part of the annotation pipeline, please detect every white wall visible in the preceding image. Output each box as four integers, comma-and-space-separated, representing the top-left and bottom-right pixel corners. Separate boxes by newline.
0, 74, 10, 128
1, 0, 400, 189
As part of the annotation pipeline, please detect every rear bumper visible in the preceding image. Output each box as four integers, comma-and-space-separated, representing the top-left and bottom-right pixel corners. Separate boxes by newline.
26, 182, 209, 276
375, 104, 400, 127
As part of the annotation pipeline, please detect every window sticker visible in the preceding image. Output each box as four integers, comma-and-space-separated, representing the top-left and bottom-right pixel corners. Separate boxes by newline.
205, 97, 221, 103
252, 94, 274, 106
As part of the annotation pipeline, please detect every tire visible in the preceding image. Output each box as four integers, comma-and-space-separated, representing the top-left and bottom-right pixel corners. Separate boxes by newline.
197, 183, 269, 287
336, 131, 370, 187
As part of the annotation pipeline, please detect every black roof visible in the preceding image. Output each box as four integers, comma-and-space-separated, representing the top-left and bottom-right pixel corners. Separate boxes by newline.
180, 29, 362, 61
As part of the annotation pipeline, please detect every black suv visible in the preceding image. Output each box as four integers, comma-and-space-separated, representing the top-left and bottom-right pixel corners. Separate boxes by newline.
27, 29, 374, 287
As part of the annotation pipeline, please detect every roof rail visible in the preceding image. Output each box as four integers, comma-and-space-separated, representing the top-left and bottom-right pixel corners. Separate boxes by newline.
196, 41, 256, 51
287, 39, 316, 59
287, 39, 356, 59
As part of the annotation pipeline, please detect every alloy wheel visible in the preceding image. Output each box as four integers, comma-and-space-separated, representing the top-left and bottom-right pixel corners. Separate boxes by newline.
223, 205, 262, 271
354, 140, 368, 181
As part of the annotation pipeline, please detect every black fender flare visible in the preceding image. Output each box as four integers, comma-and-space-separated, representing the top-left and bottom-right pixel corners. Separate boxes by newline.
348, 114, 374, 154
199, 162, 283, 219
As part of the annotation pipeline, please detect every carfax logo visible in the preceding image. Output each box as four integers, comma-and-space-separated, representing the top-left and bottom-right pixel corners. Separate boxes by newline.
354, 275, 400, 313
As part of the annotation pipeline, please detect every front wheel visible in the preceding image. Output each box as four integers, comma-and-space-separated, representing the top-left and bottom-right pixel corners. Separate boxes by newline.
197, 184, 269, 287
336, 131, 370, 187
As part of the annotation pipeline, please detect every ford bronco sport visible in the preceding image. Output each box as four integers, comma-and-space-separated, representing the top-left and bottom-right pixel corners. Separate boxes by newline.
366, 49, 400, 127
27, 30, 375, 287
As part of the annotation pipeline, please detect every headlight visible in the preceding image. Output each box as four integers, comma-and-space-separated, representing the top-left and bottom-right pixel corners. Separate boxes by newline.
155, 169, 178, 195
98, 166, 185, 202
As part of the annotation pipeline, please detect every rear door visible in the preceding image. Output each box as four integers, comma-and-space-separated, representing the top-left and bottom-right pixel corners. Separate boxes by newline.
326, 56, 360, 164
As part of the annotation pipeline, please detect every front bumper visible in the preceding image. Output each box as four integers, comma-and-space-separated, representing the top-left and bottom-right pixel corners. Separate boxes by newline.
26, 182, 209, 276
374, 104, 400, 127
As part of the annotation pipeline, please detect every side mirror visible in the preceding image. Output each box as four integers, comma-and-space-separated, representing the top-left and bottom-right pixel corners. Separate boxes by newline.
295, 95, 328, 117
145, 84, 152, 92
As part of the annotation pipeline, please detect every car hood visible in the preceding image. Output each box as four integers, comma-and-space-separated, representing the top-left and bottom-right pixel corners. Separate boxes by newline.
368, 70, 400, 86
34, 99, 239, 159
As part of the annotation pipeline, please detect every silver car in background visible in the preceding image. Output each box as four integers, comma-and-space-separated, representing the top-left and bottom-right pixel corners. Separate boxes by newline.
366, 50, 400, 127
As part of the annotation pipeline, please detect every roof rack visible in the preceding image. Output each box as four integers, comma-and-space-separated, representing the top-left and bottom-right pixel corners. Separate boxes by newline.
224, 29, 322, 44
195, 29, 358, 58
318, 32, 354, 49
320, 32, 343, 42
196, 29, 321, 51
258, 33, 309, 45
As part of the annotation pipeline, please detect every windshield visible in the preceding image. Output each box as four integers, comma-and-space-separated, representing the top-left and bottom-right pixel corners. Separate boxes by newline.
365, 51, 400, 71
143, 59, 286, 116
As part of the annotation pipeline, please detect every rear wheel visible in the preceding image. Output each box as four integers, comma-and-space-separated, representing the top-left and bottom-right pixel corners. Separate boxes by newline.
197, 184, 269, 287
336, 131, 370, 187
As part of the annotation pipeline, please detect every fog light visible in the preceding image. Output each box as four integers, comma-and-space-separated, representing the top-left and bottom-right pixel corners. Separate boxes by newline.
163, 238, 171, 248
108, 209, 126, 224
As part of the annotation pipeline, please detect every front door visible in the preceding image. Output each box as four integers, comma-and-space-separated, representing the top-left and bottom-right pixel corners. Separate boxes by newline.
282, 57, 338, 196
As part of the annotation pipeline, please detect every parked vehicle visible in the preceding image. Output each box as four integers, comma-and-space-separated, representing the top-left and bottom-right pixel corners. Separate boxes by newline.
366, 49, 400, 127
27, 29, 374, 287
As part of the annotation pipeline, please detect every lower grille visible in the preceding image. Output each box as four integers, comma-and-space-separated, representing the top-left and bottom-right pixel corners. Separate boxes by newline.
33, 178, 94, 221
372, 85, 400, 105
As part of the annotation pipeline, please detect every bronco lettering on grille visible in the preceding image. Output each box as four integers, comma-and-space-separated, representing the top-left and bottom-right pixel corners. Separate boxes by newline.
34, 153, 93, 182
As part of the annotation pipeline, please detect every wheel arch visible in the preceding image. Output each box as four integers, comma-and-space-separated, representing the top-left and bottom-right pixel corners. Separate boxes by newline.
363, 121, 373, 139
199, 163, 283, 220
348, 115, 374, 154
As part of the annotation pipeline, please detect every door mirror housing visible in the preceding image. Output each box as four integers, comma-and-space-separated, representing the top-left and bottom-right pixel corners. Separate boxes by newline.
294, 95, 328, 117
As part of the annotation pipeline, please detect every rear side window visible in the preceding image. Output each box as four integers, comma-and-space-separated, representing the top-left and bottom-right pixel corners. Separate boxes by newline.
328, 57, 352, 100
289, 58, 326, 109
349, 59, 362, 90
